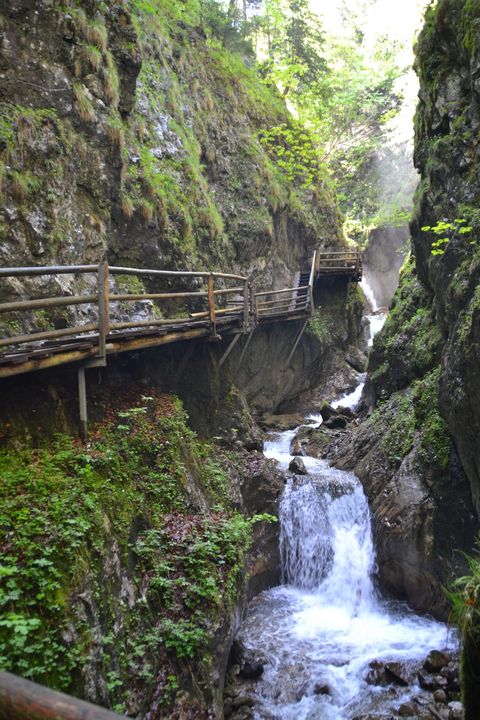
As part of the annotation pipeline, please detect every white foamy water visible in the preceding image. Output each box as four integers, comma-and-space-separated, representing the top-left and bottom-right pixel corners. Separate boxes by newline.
238, 427, 455, 720
331, 374, 367, 411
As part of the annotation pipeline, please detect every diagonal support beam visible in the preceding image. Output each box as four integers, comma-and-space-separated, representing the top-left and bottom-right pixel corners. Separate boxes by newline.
218, 332, 242, 369
236, 329, 255, 373
286, 319, 309, 366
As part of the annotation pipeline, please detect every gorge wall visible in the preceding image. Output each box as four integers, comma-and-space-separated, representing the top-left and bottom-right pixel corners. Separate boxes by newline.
0, 1, 365, 717
0, 0, 343, 338
333, 0, 480, 619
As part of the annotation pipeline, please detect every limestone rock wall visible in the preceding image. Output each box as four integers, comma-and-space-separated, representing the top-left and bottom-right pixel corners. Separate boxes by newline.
0, 0, 343, 338
333, 0, 480, 618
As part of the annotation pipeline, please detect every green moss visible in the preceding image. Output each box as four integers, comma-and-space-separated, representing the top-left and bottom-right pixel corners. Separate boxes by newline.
413, 367, 452, 470
0, 393, 253, 710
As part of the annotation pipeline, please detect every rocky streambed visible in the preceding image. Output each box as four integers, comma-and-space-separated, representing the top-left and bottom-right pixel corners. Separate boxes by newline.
224, 395, 463, 719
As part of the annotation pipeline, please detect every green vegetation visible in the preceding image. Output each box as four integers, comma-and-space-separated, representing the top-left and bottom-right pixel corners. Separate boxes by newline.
0, 393, 264, 711
421, 218, 473, 256
448, 536, 480, 719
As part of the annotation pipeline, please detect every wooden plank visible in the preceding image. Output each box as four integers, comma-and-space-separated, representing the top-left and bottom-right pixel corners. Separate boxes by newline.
110, 266, 247, 281
0, 669, 128, 720
190, 306, 242, 319
254, 285, 308, 299
0, 323, 99, 348
0, 294, 97, 313
0, 347, 99, 378
110, 291, 208, 302
0, 265, 97, 277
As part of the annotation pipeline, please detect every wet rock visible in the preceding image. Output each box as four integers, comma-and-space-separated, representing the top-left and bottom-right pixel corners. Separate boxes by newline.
424, 650, 451, 673
447, 701, 463, 719
345, 346, 368, 373
434, 689, 448, 704
384, 661, 409, 686
313, 683, 330, 695
418, 669, 448, 691
398, 701, 417, 717
230, 707, 253, 720
261, 413, 304, 431
289, 457, 308, 475
299, 427, 332, 459
366, 660, 389, 686
231, 695, 255, 710
229, 638, 264, 680
320, 402, 337, 421
324, 415, 348, 429
291, 438, 304, 456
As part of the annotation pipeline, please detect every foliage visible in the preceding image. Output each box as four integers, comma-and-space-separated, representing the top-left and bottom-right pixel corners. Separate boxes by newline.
421, 218, 473, 256
259, 121, 325, 188
448, 535, 480, 718
0, 393, 258, 709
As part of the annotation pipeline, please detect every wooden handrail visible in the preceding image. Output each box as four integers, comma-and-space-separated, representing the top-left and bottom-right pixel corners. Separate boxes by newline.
0, 249, 362, 370
0, 670, 128, 720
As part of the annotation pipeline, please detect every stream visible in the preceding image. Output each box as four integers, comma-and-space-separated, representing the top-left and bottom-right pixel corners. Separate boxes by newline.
232, 293, 457, 719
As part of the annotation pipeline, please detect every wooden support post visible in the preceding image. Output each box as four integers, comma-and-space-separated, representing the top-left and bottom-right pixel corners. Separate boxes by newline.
97, 260, 110, 360
236, 329, 254, 372
218, 332, 241, 368
243, 279, 250, 333
286, 319, 309, 366
78, 366, 88, 442
249, 282, 256, 326
207, 274, 219, 340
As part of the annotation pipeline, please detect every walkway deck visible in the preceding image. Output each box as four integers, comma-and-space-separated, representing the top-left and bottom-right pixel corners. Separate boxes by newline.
0, 250, 362, 380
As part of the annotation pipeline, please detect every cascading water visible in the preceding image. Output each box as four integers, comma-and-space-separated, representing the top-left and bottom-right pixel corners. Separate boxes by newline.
234, 288, 456, 719
237, 428, 455, 719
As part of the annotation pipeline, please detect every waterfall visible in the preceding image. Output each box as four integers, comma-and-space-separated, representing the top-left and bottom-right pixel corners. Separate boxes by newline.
237, 425, 454, 720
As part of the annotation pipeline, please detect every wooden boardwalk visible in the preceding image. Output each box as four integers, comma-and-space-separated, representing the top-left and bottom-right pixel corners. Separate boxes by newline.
0, 251, 361, 380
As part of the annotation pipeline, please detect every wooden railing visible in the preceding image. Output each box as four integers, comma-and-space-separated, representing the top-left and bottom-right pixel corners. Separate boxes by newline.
315, 250, 362, 279
0, 250, 362, 379
0, 670, 127, 720
0, 263, 249, 359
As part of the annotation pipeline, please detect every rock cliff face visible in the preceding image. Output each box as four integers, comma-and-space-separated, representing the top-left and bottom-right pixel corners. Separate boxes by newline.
0, 0, 343, 337
363, 225, 409, 309
333, 0, 480, 618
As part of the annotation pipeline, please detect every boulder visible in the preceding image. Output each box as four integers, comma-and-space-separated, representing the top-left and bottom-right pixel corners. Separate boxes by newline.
290, 438, 304, 456
366, 660, 389, 686
384, 661, 409, 686
433, 689, 448, 704
261, 413, 304, 431
229, 638, 264, 681
448, 701, 463, 719
313, 683, 330, 695
398, 702, 417, 717
418, 670, 448, 691
319, 402, 337, 421
289, 457, 308, 475
424, 650, 451, 673
345, 346, 368, 373
324, 415, 348, 429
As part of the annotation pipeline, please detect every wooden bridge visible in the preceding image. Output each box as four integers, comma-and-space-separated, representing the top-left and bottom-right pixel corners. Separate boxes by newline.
0, 250, 361, 436
0, 250, 361, 379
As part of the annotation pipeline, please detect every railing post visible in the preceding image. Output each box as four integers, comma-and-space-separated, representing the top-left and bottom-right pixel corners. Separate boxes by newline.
249, 282, 256, 326
78, 366, 88, 442
243, 279, 250, 333
207, 273, 218, 339
97, 260, 110, 360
